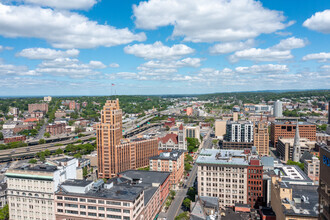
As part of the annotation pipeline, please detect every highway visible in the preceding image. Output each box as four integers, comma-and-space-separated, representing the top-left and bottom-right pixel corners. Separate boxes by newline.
0, 134, 96, 161
166, 129, 211, 220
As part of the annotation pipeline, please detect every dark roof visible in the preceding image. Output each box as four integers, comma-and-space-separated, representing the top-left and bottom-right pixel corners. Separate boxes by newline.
284, 184, 319, 217
149, 150, 184, 161
15, 164, 58, 172
119, 170, 170, 185
61, 179, 92, 187
300, 151, 313, 163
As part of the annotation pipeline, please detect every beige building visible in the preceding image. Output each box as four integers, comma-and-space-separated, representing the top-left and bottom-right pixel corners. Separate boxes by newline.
149, 150, 185, 188
6, 159, 77, 220
185, 125, 201, 142
233, 112, 239, 122
303, 156, 320, 182
253, 122, 269, 156
44, 96, 52, 102
97, 99, 158, 179
215, 120, 226, 139
277, 137, 316, 162
271, 177, 319, 220
196, 149, 263, 208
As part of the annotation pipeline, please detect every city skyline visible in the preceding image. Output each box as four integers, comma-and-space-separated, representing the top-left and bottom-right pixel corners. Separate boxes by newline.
0, 0, 329, 96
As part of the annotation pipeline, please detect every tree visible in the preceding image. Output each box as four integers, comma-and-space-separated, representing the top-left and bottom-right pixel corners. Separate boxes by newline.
29, 158, 37, 164
44, 132, 51, 138
44, 149, 51, 156
0, 132, 3, 140
55, 148, 63, 155
0, 204, 9, 220
39, 139, 46, 144
175, 212, 189, 220
170, 190, 176, 199
287, 160, 304, 171
187, 187, 197, 201
182, 198, 191, 210
184, 162, 192, 172
83, 167, 88, 178
74, 153, 82, 159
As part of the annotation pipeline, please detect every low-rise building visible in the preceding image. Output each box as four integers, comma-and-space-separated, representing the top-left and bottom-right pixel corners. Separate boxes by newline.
150, 150, 184, 188
277, 137, 316, 162
4, 135, 26, 143
271, 179, 319, 220
55, 170, 170, 220
46, 123, 66, 136
185, 125, 200, 142
300, 152, 320, 182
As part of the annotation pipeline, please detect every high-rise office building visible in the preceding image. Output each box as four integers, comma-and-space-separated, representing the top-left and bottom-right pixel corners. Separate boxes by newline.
253, 122, 269, 156
97, 99, 158, 179
273, 100, 282, 117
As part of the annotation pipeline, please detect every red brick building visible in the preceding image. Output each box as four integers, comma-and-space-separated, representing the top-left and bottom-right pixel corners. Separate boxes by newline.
4, 136, 26, 143
28, 103, 48, 113
46, 123, 66, 136
270, 121, 316, 147
247, 158, 263, 208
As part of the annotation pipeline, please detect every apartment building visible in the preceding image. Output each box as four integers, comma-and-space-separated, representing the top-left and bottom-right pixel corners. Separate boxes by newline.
28, 103, 49, 113
270, 121, 316, 147
6, 160, 77, 220
46, 123, 66, 136
253, 122, 269, 156
150, 150, 185, 187
97, 99, 158, 179
319, 145, 330, 220
225, 121, 254, 143
55, 170, 170, 220
0, 183, 7, 208
196, 148, 263, 208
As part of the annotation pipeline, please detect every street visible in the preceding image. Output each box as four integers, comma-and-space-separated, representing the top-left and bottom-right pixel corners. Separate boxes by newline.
166, 130, 212, 219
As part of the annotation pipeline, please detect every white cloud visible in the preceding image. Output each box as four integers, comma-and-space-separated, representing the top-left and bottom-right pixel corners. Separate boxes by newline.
109, 63, 120, 68
0, 61, 40, 76
17, 48, 79, 59
36, 58, 106, 78
303, 10, 330, 34
272, 37, 307, 50
13, 0, 97, 10
124, 41, 194, 60
0, 45, 13, 51
0, 3, 146, 49
133, 0, 291, 42
209, 39, 254, 54
230, 37, 307, 62
235, 64, 289, 74
302, 52, 330, 62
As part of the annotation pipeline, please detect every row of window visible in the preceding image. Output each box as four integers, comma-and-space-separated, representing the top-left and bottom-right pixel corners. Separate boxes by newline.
57, 196, 130, 206
58, 209, 129, 219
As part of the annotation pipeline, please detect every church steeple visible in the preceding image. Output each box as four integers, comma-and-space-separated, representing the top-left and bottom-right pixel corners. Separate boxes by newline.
292, 121, 301, 162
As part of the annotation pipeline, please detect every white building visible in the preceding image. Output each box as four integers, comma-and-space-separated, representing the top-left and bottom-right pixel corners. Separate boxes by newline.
5, 157, 77, 220
274, 100, 283, 117
225, 121, 254, 142
44, 96, 52, 102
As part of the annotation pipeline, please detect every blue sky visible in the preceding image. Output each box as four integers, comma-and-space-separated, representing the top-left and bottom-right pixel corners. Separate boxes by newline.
0, 0, 329, 96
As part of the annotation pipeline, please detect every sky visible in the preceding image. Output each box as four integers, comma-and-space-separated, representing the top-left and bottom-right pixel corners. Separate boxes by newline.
0, 0, 329, 96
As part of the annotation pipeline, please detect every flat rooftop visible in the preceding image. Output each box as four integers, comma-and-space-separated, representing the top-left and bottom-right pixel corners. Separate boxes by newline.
150, 150, 184, 161
61, 179, 92, 187
196, 149, 249, 166
14, 164, 58, 172
119, 170, 170, 185
272, 121, 314, 125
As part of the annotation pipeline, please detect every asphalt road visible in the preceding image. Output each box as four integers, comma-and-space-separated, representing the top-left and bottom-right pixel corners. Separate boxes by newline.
166, 130, 211, 220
